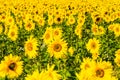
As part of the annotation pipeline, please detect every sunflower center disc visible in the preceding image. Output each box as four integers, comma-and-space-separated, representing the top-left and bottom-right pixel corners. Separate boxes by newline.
96, 69, 104, 78
54, 44, 62, 52
9, 62, 16, 71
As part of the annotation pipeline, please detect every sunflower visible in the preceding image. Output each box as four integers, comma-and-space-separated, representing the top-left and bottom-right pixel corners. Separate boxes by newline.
67, 15, 75, 25
92, 52, 99, 60
48, 16, 54, 26
24, 35, 38, 59
0, 54, 23, 78
38, 17, 45, 27
77, 13, 85, 25
114, 57, 120, 67
76, 58, 95, 80
108, 24, 115, 31
68, 47, 74, 56
91, 24, 99, 35
98, 26, 105, 35
7, 28, 18, 41
43, 27, 53, 45
54, 15, 63, 24
86, 38, 100, 54
115, 49, 120, 57
113, 24, 120, 37
80, 58, 95, 71
25, 70, 40, 80
52, 27, 62, 40
75, 25, 82, 39
47, 39, 67, 59
24, 20, 35, 31
39, 64, 62, 80
90, 61, 113, 80
5, 16, 15, 26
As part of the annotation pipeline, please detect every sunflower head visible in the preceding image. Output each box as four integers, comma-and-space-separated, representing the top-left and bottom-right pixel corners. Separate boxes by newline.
7, 29, 18, 41
86, 38, 100, 54
25, 35, 38, 58
53, 27, 62, 40
43, 27, 53, 45
0, 54, 23, 78
47, 39, 67, 59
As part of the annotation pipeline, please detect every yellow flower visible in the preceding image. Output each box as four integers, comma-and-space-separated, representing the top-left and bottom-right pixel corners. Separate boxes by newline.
24, 35, 38, 58
98, 26, 105, 35
24, 20, 35, 31
25, 70, 40, 80
86, 38, 100, 54
0, 13, 6, 22
92, 52, 99, 60
77, 13, 85, 25
52, 27, 62, 40
0, 54, 23, 78
5, 16, 15, 26
48, 16, 54, 26
7, 28, 18, 41
40, 64, 62, 80
91, 24, 99, 35
47, 39, 67, 59
113, 24, 120, 37
108, 24, 116, 31
80, 58, 95, 71
115, 49, 120, 57
114, 57, 120, 67
90, 61, 113, 80
76, 58, 95, 80
43, 27, 53, 45
75, 25, 82, 39
54, 15, 63, 24
67, 15, 75, 25
38, 17, 45, 26
68, 47, 74, 56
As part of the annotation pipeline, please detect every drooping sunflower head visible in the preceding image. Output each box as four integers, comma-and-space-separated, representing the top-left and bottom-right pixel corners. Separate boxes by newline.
47, 39, 68, 59
0, 54, 23, 78
24, 35, 38, 58
86, 38, 100, 54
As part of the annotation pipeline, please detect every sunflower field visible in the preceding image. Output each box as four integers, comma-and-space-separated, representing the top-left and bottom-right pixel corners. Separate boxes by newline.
0, 0, 120, 80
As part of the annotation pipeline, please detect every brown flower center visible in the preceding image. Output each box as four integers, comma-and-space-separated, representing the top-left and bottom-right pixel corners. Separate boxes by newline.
27, 23, 32, 28
57, 17, 61, 22
8, 62, 16, 71
45, 33, 50, 39
116, 27, 119, 32
91, 42, 96, 49
11, 32, 15, 37
53, 44, 62, 52
96, 69, 104, 78
54, 31, 59, 35
27, 42, 33, 51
